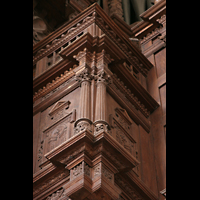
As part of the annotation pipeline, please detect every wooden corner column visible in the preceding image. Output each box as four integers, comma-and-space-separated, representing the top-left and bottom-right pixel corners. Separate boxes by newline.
73, 48, 94, 134
94, 50, 112, 134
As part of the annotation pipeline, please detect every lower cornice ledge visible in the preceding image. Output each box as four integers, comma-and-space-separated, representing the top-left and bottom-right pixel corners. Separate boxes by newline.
44, 130, 94, 161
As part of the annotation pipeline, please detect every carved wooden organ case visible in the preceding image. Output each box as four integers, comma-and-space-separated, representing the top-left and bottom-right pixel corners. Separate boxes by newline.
33, 3, 160, 200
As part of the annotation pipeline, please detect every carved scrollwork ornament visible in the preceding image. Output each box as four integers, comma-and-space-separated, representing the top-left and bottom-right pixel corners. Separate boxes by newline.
94, 122, 112, 136
74, 119, 92, 135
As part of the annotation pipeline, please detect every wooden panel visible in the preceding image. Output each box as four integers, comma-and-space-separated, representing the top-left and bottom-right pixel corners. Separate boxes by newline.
155, 48, 166, 78
164, 126, 166, 144
35, 56, 48, 78
150, 107, 166, 194
159, 84, 166, 116
138, 125, 158, 194
33, 112, 41, 174
147, 65, 160, 104
34, 87, 80, 173
107, 93, 141, 176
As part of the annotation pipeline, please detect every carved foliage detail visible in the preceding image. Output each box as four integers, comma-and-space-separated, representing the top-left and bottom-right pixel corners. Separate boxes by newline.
72, 162, 83, 177
102, 166, 113, 182
75, 67, 93, 83
94, 163, 101, 178
70, 162, 91, 180
108, 0, 124, 20
46, 187, 71, 200
95, 70, 112, 85
84, 162, 91, 177
93, 163, 113, 182
37, 140, 44, 162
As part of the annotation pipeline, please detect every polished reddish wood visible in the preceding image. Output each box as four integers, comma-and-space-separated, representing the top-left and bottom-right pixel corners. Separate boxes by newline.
33, 1, 165, 200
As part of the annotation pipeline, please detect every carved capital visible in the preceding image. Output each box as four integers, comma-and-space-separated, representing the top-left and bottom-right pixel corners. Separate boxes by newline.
95, 71, 112, 85
75, 68, 94, 84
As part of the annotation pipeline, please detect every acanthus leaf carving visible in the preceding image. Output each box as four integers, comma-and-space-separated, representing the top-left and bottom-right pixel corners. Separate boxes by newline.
94, 70, 112, 85
75, 67, 94, 84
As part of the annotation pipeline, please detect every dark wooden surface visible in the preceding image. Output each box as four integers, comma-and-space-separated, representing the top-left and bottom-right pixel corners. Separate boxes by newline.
33, 1, 166, 200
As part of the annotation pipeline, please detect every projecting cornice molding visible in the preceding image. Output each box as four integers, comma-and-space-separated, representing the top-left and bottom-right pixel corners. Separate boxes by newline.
33, 3, 153, 77
131, 0, 166, 39
33, 33, 159, 123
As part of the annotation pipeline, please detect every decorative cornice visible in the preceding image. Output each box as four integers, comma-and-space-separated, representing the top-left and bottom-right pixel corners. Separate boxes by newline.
131, 0, 166, 40
33, 3, 153, 77
110, 63, 159, 114
112, 73, 150, 118
33, 67, 75, 102
33, 4, 97, 57
33, 169, 69, 198
140, 0, 166, 21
